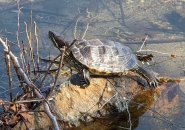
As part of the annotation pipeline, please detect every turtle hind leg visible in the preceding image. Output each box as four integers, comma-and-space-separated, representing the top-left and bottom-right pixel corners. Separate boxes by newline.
80, 69, 90, 88
135, 66, 159, 88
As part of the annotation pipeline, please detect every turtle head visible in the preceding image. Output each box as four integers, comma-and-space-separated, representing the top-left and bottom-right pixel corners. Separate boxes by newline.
48, 31, 69, 49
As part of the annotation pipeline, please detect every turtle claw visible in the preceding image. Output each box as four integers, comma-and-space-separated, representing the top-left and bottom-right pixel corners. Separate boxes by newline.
149, 82, 153, 87
136, 66, 159, 88
80, 80, 89, 88
149, 79, 158, 88
80, 69, 90, 88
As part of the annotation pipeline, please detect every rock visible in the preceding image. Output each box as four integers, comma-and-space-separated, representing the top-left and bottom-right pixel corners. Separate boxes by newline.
14, 72, 166, 130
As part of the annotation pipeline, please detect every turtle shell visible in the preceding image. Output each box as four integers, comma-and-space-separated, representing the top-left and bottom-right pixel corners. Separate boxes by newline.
70, 39, 137, 75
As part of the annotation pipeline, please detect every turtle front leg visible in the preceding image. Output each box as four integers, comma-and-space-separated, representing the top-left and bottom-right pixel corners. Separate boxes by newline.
80, 69, 91, 88
135, 66, 159, 88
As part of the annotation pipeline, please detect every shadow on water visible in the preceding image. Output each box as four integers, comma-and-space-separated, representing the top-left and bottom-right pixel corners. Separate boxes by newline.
165, 11, 185, 33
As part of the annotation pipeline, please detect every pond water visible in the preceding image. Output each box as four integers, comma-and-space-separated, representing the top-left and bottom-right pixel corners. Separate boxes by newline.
0, 0, 185, 130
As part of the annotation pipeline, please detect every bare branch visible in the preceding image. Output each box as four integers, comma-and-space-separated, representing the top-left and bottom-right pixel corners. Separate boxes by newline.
137, 49, 172, 56
139, 35, 148, 51
16, 0, 24, 70
0, 37, 60, 130
4, 40, 12, 101
40, 54, 61, 88
125, 100, 132, 130
34, 21, 40, 69
137, 35, 176, 57
82, 23, 89, 40
74, 18, 79, 39
47, 47, 66, 99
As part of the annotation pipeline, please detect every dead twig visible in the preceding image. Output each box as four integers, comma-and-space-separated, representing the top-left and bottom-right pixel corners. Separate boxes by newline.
137, 49, 172, 56
15, 98, 52, 104
81, 23, 89, 40
98, 92, 118, 111
24, 13, 36, 76
46, 47, 66, 99
40, 54, 61, 88
34, 21, 40, 71
29, 10, 32, 51
74, 18, 79, 39
24, 22, 31, 77
4, 40, 13, 101
16, 0, 24, 70
139, 35, 148, 51
0, 98, 51, 105
0, 37, 60, 130
137, 35, 177, 57
29, 11, 37, 75
125, 100, 132, 130
21, 41, 29, 75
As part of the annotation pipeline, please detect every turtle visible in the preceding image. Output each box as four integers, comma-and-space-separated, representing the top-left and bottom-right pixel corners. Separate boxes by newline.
48, 31, 159, 88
